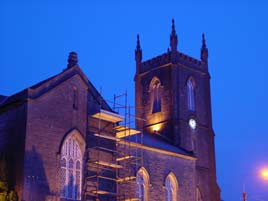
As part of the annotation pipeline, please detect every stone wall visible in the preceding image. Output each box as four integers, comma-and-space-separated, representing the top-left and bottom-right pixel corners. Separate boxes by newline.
0, 103, 27, 200
23, 75, 88, 201
118, 144, 196, 201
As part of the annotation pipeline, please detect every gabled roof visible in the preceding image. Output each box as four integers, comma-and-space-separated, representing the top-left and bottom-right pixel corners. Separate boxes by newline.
0, 65, 112, 112
0, 95, 7, 104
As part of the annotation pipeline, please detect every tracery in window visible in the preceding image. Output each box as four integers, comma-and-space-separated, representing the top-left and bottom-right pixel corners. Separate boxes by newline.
60, 158, 67, 197
137, 167, 149, 201
165, 172, 178, 201
150, 77, 161, 113
187, 78, 195, 111
60, 135, 82, 200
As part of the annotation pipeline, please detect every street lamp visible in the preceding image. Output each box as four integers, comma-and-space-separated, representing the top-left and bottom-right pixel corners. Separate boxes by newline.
260, 168, 268, 180
242, 168, 268, 201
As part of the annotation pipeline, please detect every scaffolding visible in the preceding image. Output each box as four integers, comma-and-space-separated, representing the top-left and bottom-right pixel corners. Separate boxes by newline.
84, 91, 143, 201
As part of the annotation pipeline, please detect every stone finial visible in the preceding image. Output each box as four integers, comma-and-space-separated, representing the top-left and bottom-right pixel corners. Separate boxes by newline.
136, 34, 141, 50
135, 34, 142, 63
201, 33, 208, 62
170, 18, 178, 52
171, 19, 176, 35
202, 33, 207, 48
67, 51, 78, 68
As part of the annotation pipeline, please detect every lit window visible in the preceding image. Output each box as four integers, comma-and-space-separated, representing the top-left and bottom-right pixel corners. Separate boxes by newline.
165, 173, 178, 201
150, 77, 161, 113
187, 79, 195, 111
196, 187, 203, 201
137, 168, 149, 201
60, 136, 82, 200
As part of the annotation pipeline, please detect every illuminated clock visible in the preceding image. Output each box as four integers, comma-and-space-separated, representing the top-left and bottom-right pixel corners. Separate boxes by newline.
189, 118, 197, 130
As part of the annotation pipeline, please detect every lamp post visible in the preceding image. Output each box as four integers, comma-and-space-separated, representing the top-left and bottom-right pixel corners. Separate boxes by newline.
242, 168, 268, 201
242, 191, 247, 201
242, 179, 247, 201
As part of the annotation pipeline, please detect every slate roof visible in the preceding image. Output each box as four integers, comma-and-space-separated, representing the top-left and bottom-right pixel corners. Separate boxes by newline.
126, 132, 195, 158
0, 95, 7, 104
0, 65, 112, 112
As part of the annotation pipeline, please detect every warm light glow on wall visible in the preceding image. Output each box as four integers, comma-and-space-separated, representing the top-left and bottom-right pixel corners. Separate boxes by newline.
260, 168, 268, 180
151, 123, 162, 133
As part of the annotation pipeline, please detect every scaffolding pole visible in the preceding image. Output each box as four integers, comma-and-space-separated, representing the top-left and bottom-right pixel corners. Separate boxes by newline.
85, 90, 144, 201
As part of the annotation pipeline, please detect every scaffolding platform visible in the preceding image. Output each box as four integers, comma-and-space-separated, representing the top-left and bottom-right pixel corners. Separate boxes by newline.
116, 155, 135, 161
88, 160, 122, 169
94, 133, 120, 141
86, 175, 117, 181
91, 190, 117, 196
89, 146, 118, 153
116, 176, 136, 183
115, 125, 140, 138
91, 109, 124, 123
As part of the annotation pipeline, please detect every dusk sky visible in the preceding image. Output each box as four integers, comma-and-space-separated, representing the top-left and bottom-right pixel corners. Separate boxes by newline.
1, 1, 268, 201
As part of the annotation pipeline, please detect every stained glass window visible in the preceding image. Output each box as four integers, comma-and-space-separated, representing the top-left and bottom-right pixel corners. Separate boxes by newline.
137, 168, 149, 201
165, 173, 178, 201
60, 136, 82, 200
60, 158, 67, 197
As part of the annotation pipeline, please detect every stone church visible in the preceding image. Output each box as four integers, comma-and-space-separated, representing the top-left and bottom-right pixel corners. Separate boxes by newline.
0, 20, 220, 201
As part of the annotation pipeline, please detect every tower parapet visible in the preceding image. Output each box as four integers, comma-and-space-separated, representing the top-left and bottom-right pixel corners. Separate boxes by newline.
139, 51, 207, 74
136, 20, 209, 75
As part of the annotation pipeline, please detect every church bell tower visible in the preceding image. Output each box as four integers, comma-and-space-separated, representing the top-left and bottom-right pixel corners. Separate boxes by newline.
134, 19, 220, 201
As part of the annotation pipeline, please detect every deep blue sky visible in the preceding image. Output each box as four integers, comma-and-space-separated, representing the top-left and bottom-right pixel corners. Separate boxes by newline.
1, 1, 268, 200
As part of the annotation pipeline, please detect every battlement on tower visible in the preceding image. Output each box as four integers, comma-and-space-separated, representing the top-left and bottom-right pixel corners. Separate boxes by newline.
177, 51, 207, 70
140, 52, 170, 73
139, 51, 207, 74
135, 19, 209, 75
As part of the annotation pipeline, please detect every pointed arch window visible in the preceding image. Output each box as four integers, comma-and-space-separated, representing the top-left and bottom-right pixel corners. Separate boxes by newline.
60, 136, 82, 200
165, 173, 178, 201
73, 87, 78, 110
150, 77, 161, 113
137, 168, 149, 201
187, 79, 195, 111
196, 187, 203, 201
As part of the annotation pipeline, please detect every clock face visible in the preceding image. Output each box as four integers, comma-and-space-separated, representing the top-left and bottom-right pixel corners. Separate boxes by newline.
189, 119, 197, 130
